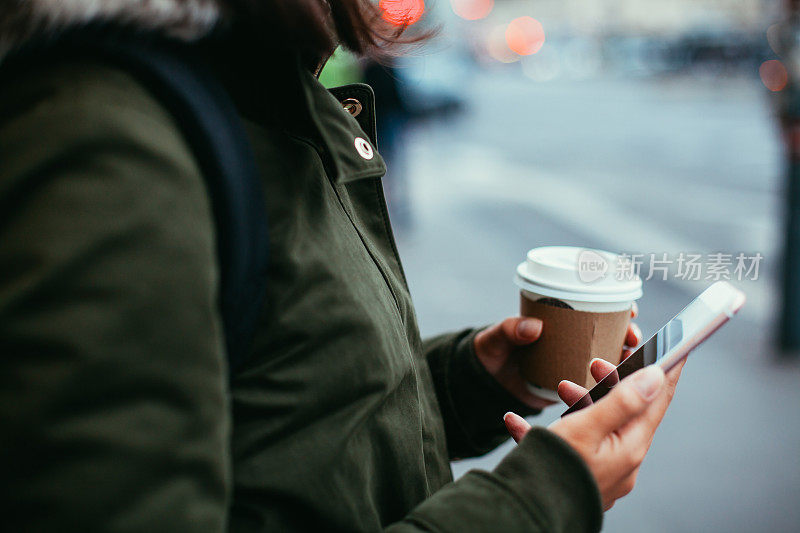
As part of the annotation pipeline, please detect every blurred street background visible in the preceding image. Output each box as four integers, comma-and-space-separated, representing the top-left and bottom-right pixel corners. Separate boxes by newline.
324, 0, 799, 531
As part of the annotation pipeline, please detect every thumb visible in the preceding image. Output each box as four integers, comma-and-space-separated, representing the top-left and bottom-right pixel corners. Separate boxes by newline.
474, 317, 542, 363
504, 412, 532, 443
578, 365, 665, 441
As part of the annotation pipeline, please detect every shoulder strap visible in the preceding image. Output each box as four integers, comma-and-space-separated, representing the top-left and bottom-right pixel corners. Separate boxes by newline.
0, 30, 269, 374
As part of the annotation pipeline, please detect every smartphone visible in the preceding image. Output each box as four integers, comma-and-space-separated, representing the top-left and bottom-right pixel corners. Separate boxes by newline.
562, 281, 746, 417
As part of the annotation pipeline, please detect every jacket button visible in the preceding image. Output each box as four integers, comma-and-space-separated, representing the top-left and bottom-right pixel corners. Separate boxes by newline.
355, 137, 374, 160
342, 98, 363, 117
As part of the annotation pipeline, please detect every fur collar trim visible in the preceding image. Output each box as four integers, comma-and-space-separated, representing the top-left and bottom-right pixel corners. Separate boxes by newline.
0, 0, 223, 58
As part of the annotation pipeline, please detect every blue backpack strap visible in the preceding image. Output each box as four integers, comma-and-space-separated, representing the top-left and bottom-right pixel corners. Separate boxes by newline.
1, 30, 269, 374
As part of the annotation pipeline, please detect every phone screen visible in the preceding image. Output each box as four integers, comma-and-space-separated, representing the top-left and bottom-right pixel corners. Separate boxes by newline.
561, 291, 721, 417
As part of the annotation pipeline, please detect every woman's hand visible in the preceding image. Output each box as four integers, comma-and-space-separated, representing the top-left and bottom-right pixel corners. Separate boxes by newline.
504, 357, 685, 511
473, 303, 642, 410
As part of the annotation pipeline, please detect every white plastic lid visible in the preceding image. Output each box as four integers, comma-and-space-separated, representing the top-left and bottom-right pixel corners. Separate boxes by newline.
514, 246, 642, 303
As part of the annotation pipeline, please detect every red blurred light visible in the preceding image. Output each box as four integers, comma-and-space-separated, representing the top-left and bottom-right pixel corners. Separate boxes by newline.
505, 16, 545, 56
380, 0, 425, 26
451, 0, 494, 21
760, 59, 788, 92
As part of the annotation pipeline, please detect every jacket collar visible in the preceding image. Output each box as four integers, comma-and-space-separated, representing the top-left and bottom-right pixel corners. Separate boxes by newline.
297, 68, 386, 183
197, 34, 386, 184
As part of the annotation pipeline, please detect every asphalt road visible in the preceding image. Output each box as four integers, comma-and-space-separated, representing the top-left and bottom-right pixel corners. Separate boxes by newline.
388, 66, 800, 532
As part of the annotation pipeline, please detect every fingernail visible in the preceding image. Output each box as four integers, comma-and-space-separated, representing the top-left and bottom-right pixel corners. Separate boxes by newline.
631, 366, 665, 400
590, 357, 605, 366
633, 323, 642, 340
517, 319, 541, 339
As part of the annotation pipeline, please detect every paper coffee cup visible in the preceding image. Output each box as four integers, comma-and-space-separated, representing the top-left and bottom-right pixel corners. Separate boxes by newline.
514, 247, 643, 401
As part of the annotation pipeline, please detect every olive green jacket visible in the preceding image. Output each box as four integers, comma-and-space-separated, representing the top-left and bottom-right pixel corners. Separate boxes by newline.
0, 4, 602, 532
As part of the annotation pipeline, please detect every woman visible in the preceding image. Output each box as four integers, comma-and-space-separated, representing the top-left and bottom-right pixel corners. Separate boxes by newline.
0, 1, 683, 531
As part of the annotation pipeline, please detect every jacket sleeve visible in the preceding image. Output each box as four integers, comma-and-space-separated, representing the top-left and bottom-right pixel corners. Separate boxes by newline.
424, 328, 542, 459
0, 62, 230, 531
387, 427, 603, 532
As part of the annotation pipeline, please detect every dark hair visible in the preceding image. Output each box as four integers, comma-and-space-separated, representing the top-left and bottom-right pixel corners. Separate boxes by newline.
225, 0, 429, 64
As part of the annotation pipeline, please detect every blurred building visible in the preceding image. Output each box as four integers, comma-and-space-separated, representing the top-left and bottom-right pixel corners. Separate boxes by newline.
483, 0, 778, 34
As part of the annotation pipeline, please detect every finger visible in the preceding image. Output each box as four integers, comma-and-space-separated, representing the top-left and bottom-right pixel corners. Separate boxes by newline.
573, 365, 665, 441
623, 358, 688, 444
589, 358, 617, 383
630, 302, 639, 318
500, 317, 543, 345
557, 379, 589, 407
625, 322, 642, 347
665, 357, 686, 387
475, 318, 540, 362
504, 412, 532, 443
477, 318, 544, 359
644, 358, 687, 423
